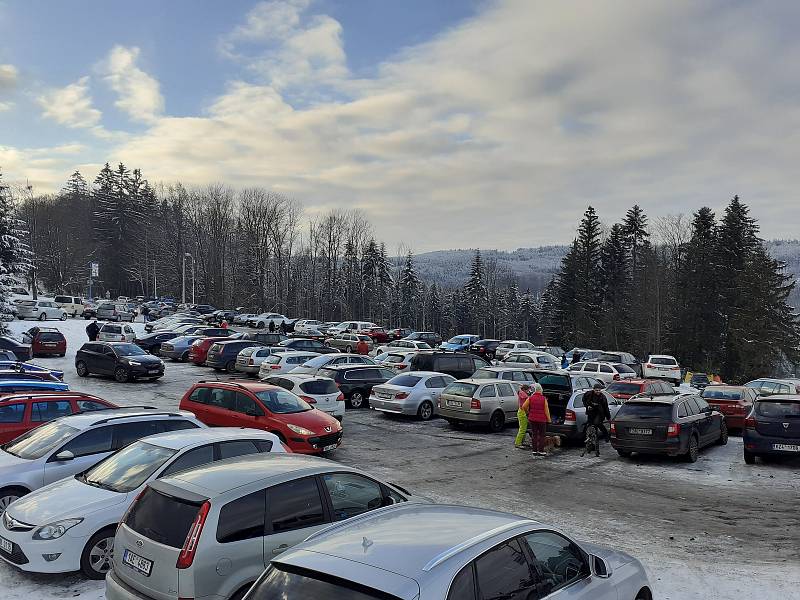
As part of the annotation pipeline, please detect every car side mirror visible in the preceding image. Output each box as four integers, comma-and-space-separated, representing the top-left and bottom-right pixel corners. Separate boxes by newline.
590, 554, 612, 578
703, 406, 713, 414
54, 450, 74, 462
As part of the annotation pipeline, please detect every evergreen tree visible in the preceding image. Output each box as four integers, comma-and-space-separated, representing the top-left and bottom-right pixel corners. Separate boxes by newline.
464, 250, 487, 335
342, 241, 360, 317
427, 282, 442, 334
622, 205, 655, 355
573, 206, 603, 345
399, 252, 420, 327
622, 204, 649, 272
361, 239, 380, 321
0, 172, 30, 330
377, 243, 393, 324
599, 223, 629, 349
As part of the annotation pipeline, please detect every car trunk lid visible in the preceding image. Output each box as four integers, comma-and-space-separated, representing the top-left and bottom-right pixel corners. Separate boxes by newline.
754, 400, 800, 438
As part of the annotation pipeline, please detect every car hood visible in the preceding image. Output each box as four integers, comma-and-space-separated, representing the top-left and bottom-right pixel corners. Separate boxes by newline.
580, 541, 636, 570
121, 354, 162, 365
0, 449, 30, 470
8, 476, 129, 524
285, 408, 342, 433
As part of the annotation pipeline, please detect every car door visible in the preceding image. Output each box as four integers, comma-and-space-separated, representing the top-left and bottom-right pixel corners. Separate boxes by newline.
496, 382, 517, 421
205, 387, 238, 426
0, 402, 28, 442
694, 396, 717, 446
318, 472, 387, 522
43, 425, 114, 484
682, 396, 705, 443
470, 537, 541, 600
95, 345, 116, 374
479, 383, 499, 416
264, 477, 329, 561
424, 376, 446, 403
598, 363, 614, 383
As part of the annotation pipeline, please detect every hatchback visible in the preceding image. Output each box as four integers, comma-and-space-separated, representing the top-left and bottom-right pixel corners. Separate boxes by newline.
374, 349, 418, 372
0, 428, 282, 579
596, 351, 641, 376
287, 353, 376, 375
278, 337, 338, 354
134, 331, 180, 355
53, 295, 84, 318
468, 338, 501, 360
261, 374, 345, 421
547, 388, 622, 442
500, 351, 561, 371
701, 385, 758, 431
437, 379, 519, 432
359, 326, 389, 343
568, 361, 637, 384
375, 338, 432, 355
0, 337, 31, 362
16, 300, 67, 321
326, 333, 373, 353
107, 454, 419, 600
257, 351, 321, 377
206, 340, 263, 372
188, 336, 230, 365
243, 503, 651, 600
179, 381, 343, 454
440, 334, 480, 351
471, 366, 537, 384
159, 335, 204, 362
370, 371, 456, 421
0, 409, 202, 516
21, 327, 66, 357
76, 342, 165, 382
743, 395, 800, 464
494, 339, 536, 359
95, 302, 122, 322
605, 379, 676, 401
642, 354, 682, 383
235, 345, 271, 375
98, 323, 137, 342
316, 365, 397, 409
610, 394, 728, 462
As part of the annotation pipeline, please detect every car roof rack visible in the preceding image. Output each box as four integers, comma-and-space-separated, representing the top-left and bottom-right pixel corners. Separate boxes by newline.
90, 410, 184, 425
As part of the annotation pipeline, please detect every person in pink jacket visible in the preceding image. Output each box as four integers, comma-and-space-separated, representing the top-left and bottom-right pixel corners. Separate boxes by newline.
514, 384, 531, 448
526, 383, 551, 455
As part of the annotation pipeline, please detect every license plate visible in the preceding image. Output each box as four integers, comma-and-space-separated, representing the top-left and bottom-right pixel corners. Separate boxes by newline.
123, 548, 153, 576
447, 400, 461, 407
44, 343, 56, 347
323, 444, 338, 451
773, 444, 800, 452
0, 536, 12, 554
629, 428, 652, 435
377, 392, 391, 399
148, 369, 159, 374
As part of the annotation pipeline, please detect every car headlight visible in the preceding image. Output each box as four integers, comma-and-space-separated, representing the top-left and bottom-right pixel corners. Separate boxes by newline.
33, 518, 83, 540
128, 360, 142, 366
286, 423, 314, 436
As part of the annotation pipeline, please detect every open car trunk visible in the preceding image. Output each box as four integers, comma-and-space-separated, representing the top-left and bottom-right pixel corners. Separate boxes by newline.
534, 372, 572, 425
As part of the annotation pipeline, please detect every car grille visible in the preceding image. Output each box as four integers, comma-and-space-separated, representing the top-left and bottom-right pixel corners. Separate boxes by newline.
3, 512, 34, 532
0, 540, 29, 565
308, 431, 343, 448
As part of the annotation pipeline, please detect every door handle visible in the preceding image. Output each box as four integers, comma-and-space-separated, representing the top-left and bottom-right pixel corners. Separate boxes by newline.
271, 544, 289, 555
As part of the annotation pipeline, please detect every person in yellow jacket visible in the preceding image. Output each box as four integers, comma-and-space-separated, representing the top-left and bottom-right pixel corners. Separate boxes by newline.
514, 384, 531, 448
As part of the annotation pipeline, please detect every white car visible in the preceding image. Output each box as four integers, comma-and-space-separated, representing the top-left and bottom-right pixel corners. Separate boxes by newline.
232, 313, 257, 325
261, 374, 346, 421
97, 323, 136, 342
15, 300, 67, 321
327, 320, 377, 336
494, 339, 536, 360
294, 319, 323, 334
0, 409, 204, 516
288, 353, 376, 375
370, 371, 456, 420
568, 361, 637, 384
258, 351, 321, 377
375, 349, 419, 372
234, 345, 286, 375
643, 354, 682, 383
499, 351, 561, 371
53, 295, 85, 318
249, 313, 288, 329
375, 339, 432, 355
0, 427, 284, 579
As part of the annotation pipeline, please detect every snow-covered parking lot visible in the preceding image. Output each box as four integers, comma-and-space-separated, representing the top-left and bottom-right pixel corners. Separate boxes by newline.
1, 318, 798, 600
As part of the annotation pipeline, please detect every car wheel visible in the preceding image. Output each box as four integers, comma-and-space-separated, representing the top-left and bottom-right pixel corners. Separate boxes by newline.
60, 312, 67, 321
114, 367, 130, 383
684, 435, 699, 463
743, 449, 756, 464
76, 360, 90, 377
717, 421, 729, 445
635, 588, 653, 600
417, 400, 434, 421
0, 486, 28, 517
225, 360, 236, 373
617, 449, 632, 458
80, 528, 116, 580
38, 313, 46, 321
349, 391, 365, 409
257, 322, 265, 329
488, 410, 505, 433
180, 350, 190, 362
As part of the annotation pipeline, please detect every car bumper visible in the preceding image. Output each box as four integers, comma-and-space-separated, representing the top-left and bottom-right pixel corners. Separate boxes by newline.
611, 436, 685, 456
370, 397, 419, 416
128, 365, 165, 378
436, 407, 487, 423
318, 405, 346, 419
160, 348, 186, 360
106, 567, 153, 600
744, 431, 800, 455
547, 423, 580, 439
205, 358, 226, 369
289, 431, 343, 454
236, 364, 260, 374
0, 526, 83, 573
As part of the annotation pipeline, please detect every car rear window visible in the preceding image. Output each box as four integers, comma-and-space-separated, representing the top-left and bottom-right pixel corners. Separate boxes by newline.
472, 369, 499, 379
444, 382, 478, 397
701, 389, 743, 401
755, 400, 800, 418
386, 375, 422, 387
615, 402, 673, 420
650, 357, 678, 366
299, 379, 338, 395
614, 364, 636, 374
249, 564, 400, 600
535, 374, 570, 390
125, 487, 203, 548
605, 382, 642, 395
37, 332, 64, 342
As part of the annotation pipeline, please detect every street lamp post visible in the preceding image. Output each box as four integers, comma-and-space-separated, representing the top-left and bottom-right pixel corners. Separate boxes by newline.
184, 253, 195, 305
181, 253, 186, 305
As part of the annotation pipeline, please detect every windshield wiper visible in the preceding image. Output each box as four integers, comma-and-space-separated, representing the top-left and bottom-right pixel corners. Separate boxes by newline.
1, 446, 20, 457
80, 477, 119, 492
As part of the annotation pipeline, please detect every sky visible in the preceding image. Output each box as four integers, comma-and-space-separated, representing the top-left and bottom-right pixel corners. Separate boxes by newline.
1, 0, 799, 251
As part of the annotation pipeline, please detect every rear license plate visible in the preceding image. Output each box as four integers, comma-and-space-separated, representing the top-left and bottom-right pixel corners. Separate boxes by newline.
629, 428, 652, 435
123, 548, 153, 576
323, 443, 338, 451
447, 400, 461, 407
377, 392, 391, 399
772, 444, 800, 452
0, 536, 12, 554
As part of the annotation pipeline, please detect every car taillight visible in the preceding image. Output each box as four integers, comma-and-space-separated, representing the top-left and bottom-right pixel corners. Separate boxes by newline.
336, 392, 345, 402
470, 399, 481, 410
667, 423, 680, 437
177, 500, 211, 569
613, 374, 620, 381
610, 422, 616, 434
745, 414, 756, 429
395, 364, 407, 369
565, 409, 576, 423
645, 363, 654, 369
270, 364, 281, 369
300, 395, 316, 404
395, 392, 409, 400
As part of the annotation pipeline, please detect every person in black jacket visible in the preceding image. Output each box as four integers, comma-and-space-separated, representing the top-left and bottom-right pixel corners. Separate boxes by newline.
85, 319, 100, 341
583, 383, 611, 441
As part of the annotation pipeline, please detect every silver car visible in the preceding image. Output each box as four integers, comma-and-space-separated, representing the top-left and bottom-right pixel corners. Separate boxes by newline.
244, 503, 651, 600
15, 300, 67, 321
106, 454, 420, 600
95, 302, 133, 322
288, 353, 375, 375
370, 371, 455, 420
547, 389, 623, 442
437, 379, 519, 432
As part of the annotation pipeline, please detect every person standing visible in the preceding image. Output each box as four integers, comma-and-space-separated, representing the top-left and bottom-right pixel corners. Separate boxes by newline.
527, 383, 551, 455
356, 337, 369, 355
85, 319, 100, 341
561, 354, 569, 369
141, 305, 150, 322
514, 384, 531, 449
571, 351, 581, 364
221, 319, 229, 329
268, 320, 276, 333
583, 383, 611, 442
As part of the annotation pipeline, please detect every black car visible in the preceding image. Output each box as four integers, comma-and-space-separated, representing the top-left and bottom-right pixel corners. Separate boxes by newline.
206, 340, 262, 372
0, 336, 32, 361
743, 395, 800, 464
409, 351, 490, 379
611, 394, 727, 462
690, 372, 711, 390
404, 331, 442, 346
203, 309, 239, 325
469, 339, 501, 360
278, 338, 338, 354
190, 304, 216, 315
240, 332, 289, 345
135, 331, 181, 355
75, 342, 165, 383
316, 364, 397, 409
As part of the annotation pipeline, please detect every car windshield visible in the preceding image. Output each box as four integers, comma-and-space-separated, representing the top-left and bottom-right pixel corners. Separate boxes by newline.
114, 344, 147, 357
615, 402, 673, 420
598, 353, 623, 362
756, 401, 800, 418
472, 369, 499, 379
387, 374, 422, 387
249, 565, 396, 599
2, 421, 79, 459
701, 389, 743, 401
444, 382, 478, 397
447, 336, 468, 344
605, 382, 642, 395
374, 352, 391, 362
81, 441, 176, 493
255, 389, 312, 413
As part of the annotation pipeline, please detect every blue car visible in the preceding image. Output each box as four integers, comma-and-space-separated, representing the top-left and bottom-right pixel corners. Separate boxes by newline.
0, 360, 64, 381
440, 334, 480, 351
0, 379, 69, 394
159, 335, 204, 361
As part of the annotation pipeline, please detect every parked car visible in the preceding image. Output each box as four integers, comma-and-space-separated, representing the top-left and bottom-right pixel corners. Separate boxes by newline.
278, 338, 338, 354
471, 366, 537, 384
701, 385, 757, 431
690, 372, 712, 390
605, 379, 677, 401
500, 351, 561, 371
75, 342, 165, 382
0, 337, 31, 362
53, 295, 84, 318
611, 394, 728, 462
0, 392, 116, 443
293, 319, 323, 334
97, 322, 137, 342
370, 372, 456, 421
642, 354, 682, 383
743, 394, 800, 464
0, 361, 64, 382
375, 338, 432, 354
232, 312, 257, 325
244, 503, 651, 600
534, 345, 567, 358
745, 378, 800, 396
15, 300, 67, 321
107, 454, 418, 600
437, 379, 519, 431
261, 374, 345, 421
597, 351, 642, 376
21, 327, 66, 357
327, 332, 373, 353
568, 361, 638, 384
112, 303, 135, 322
410, 350, 490, 379
287, 353, 376, 375
179, 380, 343, 453
0, 408, 202, 516
316, 364, 397, 409
0, 379, 69, 395
134, 331, 180, 355
547, 388, 622, 442
327, 320, 378, 335
374, 349, 418, 372
494, 339, 536, 359
440, 334, 480, 351
469, 338, 501, 360
188, 336, 231, 365
387, 326, 414, 340
403, 330, 442, 346
257, 351, 321, 377
239, 331, 289, 345
0, 368, 61, 383
0, 351, 16, 361
81, 303, 97, 320
359, 326, 390, 343
0, 428, 282, 578
178, 325, 233, 338
235, 345, 271, 375
206, 340, 264, 372
157, 335, 203, 361
248, 313, 289, 329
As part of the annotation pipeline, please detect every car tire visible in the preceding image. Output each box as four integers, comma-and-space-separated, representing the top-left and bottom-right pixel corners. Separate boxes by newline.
417, 400, 434, 421
684, 435, 699, 463
349, 391, 366, 409
225, 360, 236, 373
180, 350, 190, 362
743, 449, 756, 465
76, 360, 90, 377
80, 528, 116, 580
257, 322, 265, 329
717, 421, 729, 445
0, 486, 28, 516
488, 410, 505, 433
114, 367, 130, 383
635, 588, 653, 600
38, 313, 46, 321
229, 585, 253, 600
617, 449, 632, 458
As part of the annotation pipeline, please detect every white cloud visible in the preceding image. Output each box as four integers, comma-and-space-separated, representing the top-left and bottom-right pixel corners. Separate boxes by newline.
0, 101, 13, 112
0, 64, 17, 91
36, 76, 102, 129
102, 45, 164, 123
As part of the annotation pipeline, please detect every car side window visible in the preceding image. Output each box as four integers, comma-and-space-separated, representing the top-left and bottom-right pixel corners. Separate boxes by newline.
189, 387, 211, 405
30, 401, 72, 423
268, 477, 327, 533
379, 368, 396, 379
160, 444, 214, 477
425, 377, 442, 388
217, 489, 266, 544
447, 563, 477, 600
112, 421, 161, 449
473, 357, 489, 369
321, 472, 385, 521
437, 356, 460, 372
696, 397, 710, 411
474, 539, 537, 599
677, 402, 688, 418
583, 363, 598, 372
217, 440, 260, 460
0, 403, 25, 423
57, 426, 113, 458
234, 392, 264, 416
76, 400, 108, 412
523, 531, 588, 595
209, 388, 236, 410
497, 383, 514, 397
684, 398, 699, 415
599, 364, 613, 373
479, 385, 497, 398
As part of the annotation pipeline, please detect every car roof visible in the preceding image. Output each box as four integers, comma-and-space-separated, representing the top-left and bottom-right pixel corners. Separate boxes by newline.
321, 364, 381, 371
625, 394, 685, 405
194, 380, 280, 393
278, 351, 320, 357
388, 371, 442, 378
647, 354, 677, 359
0, 391, 104, 403
478, 366, 528, 372
142, 427, 277, 450
756, 394, 800, 402
610, 379, 656, 385
58, 408, 197, 428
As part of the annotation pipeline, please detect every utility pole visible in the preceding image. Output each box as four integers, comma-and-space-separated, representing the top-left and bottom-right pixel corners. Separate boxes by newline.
181, 253, 186, 305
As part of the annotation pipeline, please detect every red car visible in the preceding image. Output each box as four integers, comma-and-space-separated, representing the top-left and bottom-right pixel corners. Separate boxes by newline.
179, 380, 343, 454
188, 336, 230, 365
22, 327, 67, 357
700, 385, 757, 430
603, 379, 676, 401
0, 391, 116, 443
360, 326, 390, 343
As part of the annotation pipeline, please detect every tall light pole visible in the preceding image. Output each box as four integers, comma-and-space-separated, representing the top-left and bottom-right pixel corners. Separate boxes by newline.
184, 253, 195, 305
181, 253, 187, 305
